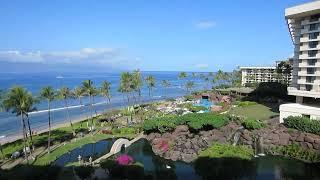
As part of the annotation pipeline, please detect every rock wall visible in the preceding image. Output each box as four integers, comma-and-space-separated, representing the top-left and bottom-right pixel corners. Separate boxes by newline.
147, 122, 320, 163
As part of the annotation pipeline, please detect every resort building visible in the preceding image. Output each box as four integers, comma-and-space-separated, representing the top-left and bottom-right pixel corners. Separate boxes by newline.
280, 1, 320, 122
240, 63, 292, 86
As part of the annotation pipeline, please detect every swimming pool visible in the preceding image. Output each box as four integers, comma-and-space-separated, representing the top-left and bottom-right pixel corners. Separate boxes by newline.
194, 98, 213, 112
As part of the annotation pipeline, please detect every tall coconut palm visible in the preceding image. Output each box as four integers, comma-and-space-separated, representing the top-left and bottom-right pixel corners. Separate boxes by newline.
185, 81, 194, 94
3, 86, 37, 161
73, 87, 87, 128
101, 81, 111, 104
118, 72, 134, 105
132, 70, 143, 103
40, 86, 55, 154
161, 80, 170, 97
81, 80, 96, 131
57, 87, 75, 136
145, 75, 155, 97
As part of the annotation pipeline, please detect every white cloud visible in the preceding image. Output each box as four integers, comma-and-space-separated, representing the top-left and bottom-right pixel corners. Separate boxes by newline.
195, 63, 209, 69
195, 21, 215, 29
0, 48, 138, 69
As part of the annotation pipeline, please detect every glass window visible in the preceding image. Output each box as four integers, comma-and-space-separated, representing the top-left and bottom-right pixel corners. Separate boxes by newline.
309, 23, 319, 31
307, 59, 317, 65
309, 32, 319, 39
308, 50, 318, 57
309, 41, 318, 48
307, 68, 315, 74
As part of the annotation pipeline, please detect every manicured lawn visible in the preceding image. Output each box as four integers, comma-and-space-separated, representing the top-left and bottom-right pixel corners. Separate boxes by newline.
229, 103, 279, 121
33, 133, 137, 166
199, 143, 254, 160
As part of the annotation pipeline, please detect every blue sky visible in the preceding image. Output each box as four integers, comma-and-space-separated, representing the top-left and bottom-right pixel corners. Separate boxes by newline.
0, 0, 310, 72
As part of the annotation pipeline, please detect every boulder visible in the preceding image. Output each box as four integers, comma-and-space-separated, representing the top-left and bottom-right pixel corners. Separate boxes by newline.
279, 133, 290, 146
304, 136, 315, 143
296, 134, 305, 142
211, 106, 223, 112
173, 125, 189, 135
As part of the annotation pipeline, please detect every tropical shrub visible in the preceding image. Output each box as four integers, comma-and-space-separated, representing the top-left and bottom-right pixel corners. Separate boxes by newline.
242, 118, 265, 130
143, 113, 230, 133
274, 144, 320, 163
182, 103, 207, 112
116, 154, 134, 165
199, 143, 254, 160
284, 116, 320, 135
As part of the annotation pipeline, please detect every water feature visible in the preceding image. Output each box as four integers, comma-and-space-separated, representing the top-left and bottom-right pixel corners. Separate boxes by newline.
56, 138, 320, 179
193, 98, 213, 112
54, 138, 116, 166
232, 127, 243, 146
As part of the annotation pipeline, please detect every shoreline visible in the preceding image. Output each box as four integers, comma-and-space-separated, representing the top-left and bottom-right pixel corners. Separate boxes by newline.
0, 98, 169, 145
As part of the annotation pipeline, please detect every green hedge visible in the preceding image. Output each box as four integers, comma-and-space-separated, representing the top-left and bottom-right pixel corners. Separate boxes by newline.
199, 143, 254, 160
143, 113, 229, 133
274, 144, 320, 163
284, 116, 320, 135
242, 118, 265, 130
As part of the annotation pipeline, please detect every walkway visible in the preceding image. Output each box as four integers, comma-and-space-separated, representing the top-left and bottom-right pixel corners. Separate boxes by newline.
93, 133, 145, 164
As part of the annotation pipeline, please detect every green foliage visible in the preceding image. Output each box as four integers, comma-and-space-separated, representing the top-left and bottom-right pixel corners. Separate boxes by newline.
249, 82, 288, 99
199, 143, 254, 160
284, 116, 320, 135
242, 118, 265, 130
112, 127, 137, 135
234, 101, 257, 107
143, 113, 230, 133
74, 166, 94, 180
184, 95, 194, 101
275, 144, 320, 163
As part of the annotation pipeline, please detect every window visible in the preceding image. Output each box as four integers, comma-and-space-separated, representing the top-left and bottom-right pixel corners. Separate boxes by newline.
310, 14, 320, 22
309, 23, 319, 31
309, 41, 318, 48
308, 50, 318, 57
299, 59, 302, 63
309, 32, 319, 39
300, 42, 304, 46
306, 76, 316, 83
307, 68, 315, 74
307, 59, 317, 66
300, 51, 303, 55
306, 85, 313, 91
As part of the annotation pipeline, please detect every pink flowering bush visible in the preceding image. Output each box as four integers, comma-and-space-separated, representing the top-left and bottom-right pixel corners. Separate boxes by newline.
159, 139, 169, 152
116, 154, 134, 165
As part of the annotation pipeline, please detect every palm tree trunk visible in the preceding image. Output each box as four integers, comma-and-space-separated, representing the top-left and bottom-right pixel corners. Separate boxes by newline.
79, 97, 86, 128
20, 113, 28, 163
65, 99, 75, 136
47, 100, 51, 154
89, 95, 94, 131
25, 115, 34, 152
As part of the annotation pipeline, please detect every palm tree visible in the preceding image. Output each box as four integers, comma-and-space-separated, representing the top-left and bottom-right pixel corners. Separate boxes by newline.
57, 87, 75, 136
101, 81, 111, 104
192, 72, 197, 78
185, 81, 194, 94
81, 80, 96, 131
161, 80, 171, 97
145, 75, 155, 97
132, 70, 143, 103
40, 86, 55, 154
178, 72, 187, 79
2, 86, 37, 161
118, 72, 134, 105
73, 87, 86, 127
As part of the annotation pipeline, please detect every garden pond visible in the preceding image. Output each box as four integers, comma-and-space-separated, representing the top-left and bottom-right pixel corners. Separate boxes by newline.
55, 138, 320, 179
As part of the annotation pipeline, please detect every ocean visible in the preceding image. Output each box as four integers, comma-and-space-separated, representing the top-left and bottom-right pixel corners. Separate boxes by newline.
0, 71, 208, 140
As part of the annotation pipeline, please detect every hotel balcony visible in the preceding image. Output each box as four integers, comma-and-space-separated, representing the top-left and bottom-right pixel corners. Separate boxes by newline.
299, 54, 320, 59
288, 87, 320, 98
300, 36, 320, 42
300, 44, 320, 51
301, 18, 320, 25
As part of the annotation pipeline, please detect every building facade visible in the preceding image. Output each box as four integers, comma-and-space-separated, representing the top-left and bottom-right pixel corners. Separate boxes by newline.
240, 62, 292, 86
280, 1, 320, 122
